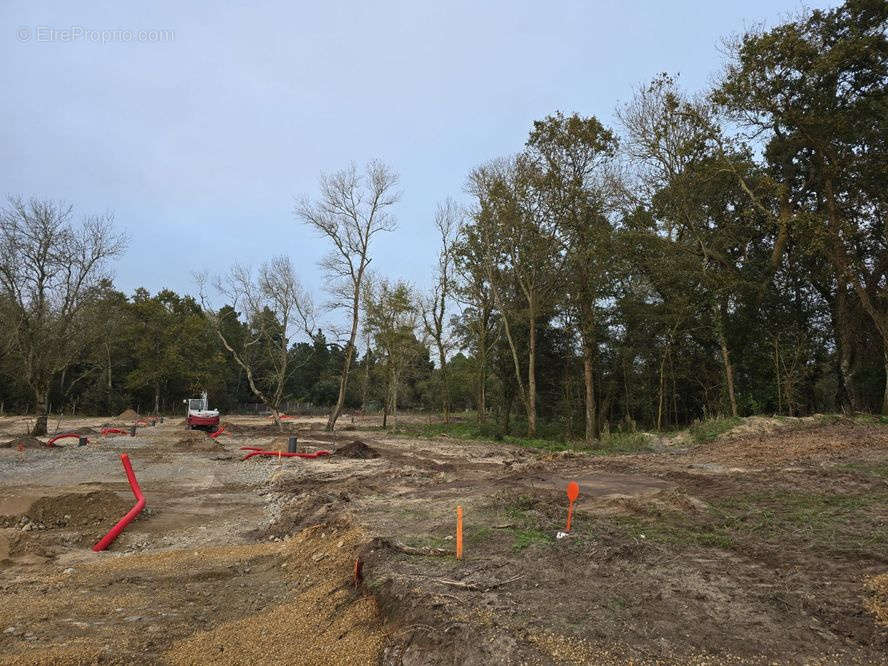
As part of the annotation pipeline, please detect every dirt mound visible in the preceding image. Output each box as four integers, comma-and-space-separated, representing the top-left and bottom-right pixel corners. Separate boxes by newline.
71, 426, 98, 435
690, 422, 888, 466
22, 490, 132, 528
221, 421, 292, 436
595, 488, 708, 517
0, 436, 48, 449
173, 431, 223, 451
117, 409, 140, 421
865, 574, 888, 627
260, 491, 351, 538
336, 440, 380, 459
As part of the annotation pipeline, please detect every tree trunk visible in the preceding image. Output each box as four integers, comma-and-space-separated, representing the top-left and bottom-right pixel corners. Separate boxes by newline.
477, 321, 487, 423
153, 383, 161, 415
32, 388, 49, 436
834, 282, 861, 412
527, 309, 537, 437
582, 339, 598, 447
883, 346, 888, 416
328, 284, 362, 431
714, 305, 738, 418
657, 345, 668, 431
438, 342, 450, 424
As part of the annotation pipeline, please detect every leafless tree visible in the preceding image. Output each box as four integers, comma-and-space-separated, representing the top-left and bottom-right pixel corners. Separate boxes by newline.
294, 160, 399, 431
0, 197, 125, 435
198, 255, 313, 429
420, 199, 460, 422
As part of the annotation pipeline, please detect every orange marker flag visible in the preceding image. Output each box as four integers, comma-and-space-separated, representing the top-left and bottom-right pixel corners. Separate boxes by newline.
565, 481, 580, 532
456, 505, 463, 560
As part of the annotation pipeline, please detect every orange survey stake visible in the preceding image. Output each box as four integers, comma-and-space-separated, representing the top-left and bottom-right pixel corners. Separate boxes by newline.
456, 505, 463, 560
565, 481, 580, 532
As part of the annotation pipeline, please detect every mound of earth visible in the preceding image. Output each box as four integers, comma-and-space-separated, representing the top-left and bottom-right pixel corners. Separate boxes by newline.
691, 422, 888, 466
260, 491, 350, 537
595, 488, 708, 517
0, 436, 48, 449
221, 421, 291, 436
174, 431, 222, 451
22, 490, 132, 528
117, 408, 140, 421
866, 574, 888, 627
336, 440, 380, 459
71, 426, 98, 435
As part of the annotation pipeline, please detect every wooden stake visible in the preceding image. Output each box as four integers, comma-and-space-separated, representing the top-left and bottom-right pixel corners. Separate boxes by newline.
456, 505, 463, 560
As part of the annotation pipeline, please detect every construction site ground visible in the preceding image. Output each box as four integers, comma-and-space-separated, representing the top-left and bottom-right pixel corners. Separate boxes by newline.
0, 413, 886, 664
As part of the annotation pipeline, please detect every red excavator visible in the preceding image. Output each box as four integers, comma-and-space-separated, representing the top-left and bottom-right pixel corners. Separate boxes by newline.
183, 391, 220, 431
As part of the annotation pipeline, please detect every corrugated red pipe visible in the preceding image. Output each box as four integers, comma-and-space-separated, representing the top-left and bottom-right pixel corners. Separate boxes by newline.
92, 453, 145, 552
100, 427, 128, 436
46, 432, 86, 446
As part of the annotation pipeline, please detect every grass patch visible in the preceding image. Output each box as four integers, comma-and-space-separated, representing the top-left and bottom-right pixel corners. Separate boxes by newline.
385, 420, 653, 455
688, 416, 742, 444
512, 528, 554, 552
597, 487, 888, 557
838, 461, 888, 479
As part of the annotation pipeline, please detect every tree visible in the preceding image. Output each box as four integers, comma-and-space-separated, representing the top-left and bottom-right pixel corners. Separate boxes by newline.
468, 156, 564, 436
199, 256, 313, 428
0, 197, 125, 434
526, 111, 619, 445
363, 278, 420, 428
420, 199, 460, 422
125, 289, 213, 414
715, 0, 888, 412
295, 161, 399, 431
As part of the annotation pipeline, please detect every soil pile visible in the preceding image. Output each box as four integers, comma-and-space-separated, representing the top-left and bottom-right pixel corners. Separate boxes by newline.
117, 409, 140, 421
221, 421, 290, 436
0, 436, 47, 449
174, 431, 222, 451
691, 422, 888, 466
336, 440, 380, 459
596, 488, 708, 517
24, 490, 132, 528
866, 574, 888, 626
71, 426, 98, 435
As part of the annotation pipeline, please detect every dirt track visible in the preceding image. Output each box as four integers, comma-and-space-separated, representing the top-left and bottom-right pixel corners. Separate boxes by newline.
0, 414, 886, 664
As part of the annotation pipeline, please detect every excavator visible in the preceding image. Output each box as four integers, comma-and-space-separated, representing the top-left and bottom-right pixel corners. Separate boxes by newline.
183, 391, 220, 431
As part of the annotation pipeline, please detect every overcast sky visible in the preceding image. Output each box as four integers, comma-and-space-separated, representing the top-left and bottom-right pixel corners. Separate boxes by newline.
2, 1, 832, 310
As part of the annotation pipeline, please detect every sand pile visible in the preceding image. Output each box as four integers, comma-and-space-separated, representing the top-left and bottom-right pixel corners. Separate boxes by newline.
596, 488, 708, 517
336, 440, 380, 459
174, 431, 223, 451
117, 409, 140, 421
23, 490, 132, 528
0, 436, 47, 449
866, 574, 888, 626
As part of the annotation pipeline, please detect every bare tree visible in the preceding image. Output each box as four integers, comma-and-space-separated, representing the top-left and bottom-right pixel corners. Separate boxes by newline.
0, 197, 125, 435
198, 255, 313, 429
420, 199, 460, 423
294, 161, 399, 431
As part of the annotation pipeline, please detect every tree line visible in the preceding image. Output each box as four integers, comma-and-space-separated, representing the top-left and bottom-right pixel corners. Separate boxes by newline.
1, 1, 886, 443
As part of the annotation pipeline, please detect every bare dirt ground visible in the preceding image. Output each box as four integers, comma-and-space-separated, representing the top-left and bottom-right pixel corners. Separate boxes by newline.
0, 413, 885, 664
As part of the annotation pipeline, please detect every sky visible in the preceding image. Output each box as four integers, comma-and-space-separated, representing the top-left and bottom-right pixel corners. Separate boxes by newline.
2, 1, 835, 311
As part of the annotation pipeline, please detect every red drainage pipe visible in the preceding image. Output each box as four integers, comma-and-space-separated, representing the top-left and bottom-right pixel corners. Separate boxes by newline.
101, 427, 128, 436
209, 426, 225, 439
239, 446, 331, 461
93, 453, 145, 552
47, 433, 88, 446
